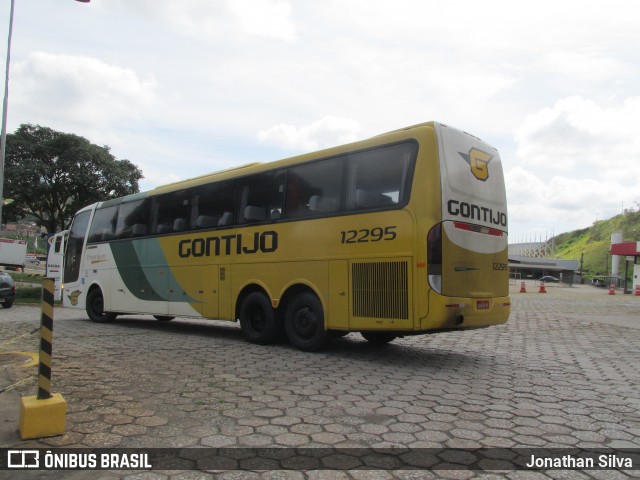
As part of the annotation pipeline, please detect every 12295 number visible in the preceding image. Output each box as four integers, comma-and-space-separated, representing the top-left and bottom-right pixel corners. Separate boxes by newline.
340, 226, 397, 244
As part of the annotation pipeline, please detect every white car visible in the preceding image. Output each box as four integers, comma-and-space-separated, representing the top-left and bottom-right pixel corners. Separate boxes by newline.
25, 254, 41, 265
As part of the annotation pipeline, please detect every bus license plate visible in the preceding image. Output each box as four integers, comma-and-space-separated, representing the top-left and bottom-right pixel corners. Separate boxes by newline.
477, 300, 490, 310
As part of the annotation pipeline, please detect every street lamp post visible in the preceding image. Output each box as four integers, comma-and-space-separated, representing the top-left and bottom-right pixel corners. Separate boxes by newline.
0, 0, 15, 229
0, 0, 90, 230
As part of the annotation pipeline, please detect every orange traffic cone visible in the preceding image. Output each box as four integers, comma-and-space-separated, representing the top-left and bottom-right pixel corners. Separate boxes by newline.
608, 284, 616, 295
635, 285, 640, 297
539, 281, 546, 293
520, 281, 526, 293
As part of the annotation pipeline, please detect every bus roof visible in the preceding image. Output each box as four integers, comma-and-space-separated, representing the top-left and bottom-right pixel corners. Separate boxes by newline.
90, 121, 445, 209
149, 122, 438, 196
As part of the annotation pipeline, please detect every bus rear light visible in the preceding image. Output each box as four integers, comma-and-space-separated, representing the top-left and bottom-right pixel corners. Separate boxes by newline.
427, 223, 442, 294
453, 221, 503, 237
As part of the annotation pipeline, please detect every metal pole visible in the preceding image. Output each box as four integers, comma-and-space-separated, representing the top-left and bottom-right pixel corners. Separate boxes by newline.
0, 0, 15, 229
37, 278, 55, 400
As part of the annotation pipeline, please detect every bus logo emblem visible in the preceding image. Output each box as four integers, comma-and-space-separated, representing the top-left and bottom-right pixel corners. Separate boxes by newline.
459, 148, 493, 181
68, 290, 81, 306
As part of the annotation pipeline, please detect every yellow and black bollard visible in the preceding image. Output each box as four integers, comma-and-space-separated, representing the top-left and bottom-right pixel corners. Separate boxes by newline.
19, 278, 67, 439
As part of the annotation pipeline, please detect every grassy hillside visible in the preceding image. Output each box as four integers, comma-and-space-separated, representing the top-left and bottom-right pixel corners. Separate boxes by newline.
551, 210, 640, 279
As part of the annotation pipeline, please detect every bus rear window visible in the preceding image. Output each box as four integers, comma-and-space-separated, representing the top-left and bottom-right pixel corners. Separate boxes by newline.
285, 141, 418, 219
346, 142, 417, 210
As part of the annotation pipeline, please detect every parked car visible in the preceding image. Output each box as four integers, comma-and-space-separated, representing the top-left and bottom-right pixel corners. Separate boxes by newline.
539, 276, 560, 283
0, 272, 16, 308
25, 253, 41, 265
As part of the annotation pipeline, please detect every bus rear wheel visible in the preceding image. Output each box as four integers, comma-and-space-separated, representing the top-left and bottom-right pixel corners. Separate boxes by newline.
86, 288, 117, 323
361, 332, 397, 345
285, 292, 327, 352
239, 291, 282, 345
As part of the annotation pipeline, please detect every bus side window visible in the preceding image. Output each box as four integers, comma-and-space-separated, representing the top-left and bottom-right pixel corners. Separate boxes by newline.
238, 170, 286, 224
346, 142, 417, 211
191, 180, 236, 230
152, 190, 190, 234
54, 235, 62, 253
87, 205, 117, 243
115, 199, 150, 238
285, 157, 343, 218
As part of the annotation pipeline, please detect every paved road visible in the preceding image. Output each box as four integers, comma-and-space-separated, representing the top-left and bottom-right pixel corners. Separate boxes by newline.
1, 283, 639, 479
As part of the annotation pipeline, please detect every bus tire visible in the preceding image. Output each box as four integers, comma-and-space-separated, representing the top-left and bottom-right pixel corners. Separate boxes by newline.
361, 331, 397, 345
285, 292, 327, 352
239, 291, 282, 345
154, 315, 175, 322
86, 288, 117, 323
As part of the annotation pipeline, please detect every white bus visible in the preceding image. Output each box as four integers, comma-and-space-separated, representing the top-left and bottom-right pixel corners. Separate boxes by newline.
46, 231, 68, 302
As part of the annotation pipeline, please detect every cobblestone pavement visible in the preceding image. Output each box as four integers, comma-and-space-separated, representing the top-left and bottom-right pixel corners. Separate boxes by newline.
1, 283, 639, 479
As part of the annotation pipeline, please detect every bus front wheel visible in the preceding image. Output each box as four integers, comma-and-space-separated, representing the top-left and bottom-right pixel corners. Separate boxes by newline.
86, 288, 117, 323
285, 292, 327, 352
239, 291, 282, 345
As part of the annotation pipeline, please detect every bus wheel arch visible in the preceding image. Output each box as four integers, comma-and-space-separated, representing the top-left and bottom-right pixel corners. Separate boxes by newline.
282, 286, 328, 352
236, 285, 283, 345
86, 285, 117, 323
278, 283, 325, 317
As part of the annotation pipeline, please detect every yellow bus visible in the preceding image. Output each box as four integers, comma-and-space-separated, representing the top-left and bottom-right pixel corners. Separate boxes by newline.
62, 121, 510, 351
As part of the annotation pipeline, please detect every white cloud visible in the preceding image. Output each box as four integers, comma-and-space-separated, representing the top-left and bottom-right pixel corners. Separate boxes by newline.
508, 95, 640, 237
229, 0, 296, 41
515, 96, 640, 175
258, 116, 363, 151
539, 50, 629, 84
138, 168, 182, 190
12, 52, 157, 129
119, 0, 296, 42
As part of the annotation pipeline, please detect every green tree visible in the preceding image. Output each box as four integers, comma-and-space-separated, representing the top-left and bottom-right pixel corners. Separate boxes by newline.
4, 124, 143, 233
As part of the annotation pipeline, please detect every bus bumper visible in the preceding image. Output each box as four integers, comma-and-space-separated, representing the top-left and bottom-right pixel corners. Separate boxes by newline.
421, 290, 510, 331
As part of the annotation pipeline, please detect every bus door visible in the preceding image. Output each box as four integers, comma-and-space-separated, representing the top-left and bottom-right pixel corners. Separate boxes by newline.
152, 237, 216, 318
47, 231, 68, 302
166, 263, 214, 318
109, 238, 164, 315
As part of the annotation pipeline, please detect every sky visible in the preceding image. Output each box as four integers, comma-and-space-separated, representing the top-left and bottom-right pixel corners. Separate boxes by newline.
1, 0, 639, 243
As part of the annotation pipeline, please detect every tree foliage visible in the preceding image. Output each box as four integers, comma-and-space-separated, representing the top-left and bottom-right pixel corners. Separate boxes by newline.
4, 124, 143, 233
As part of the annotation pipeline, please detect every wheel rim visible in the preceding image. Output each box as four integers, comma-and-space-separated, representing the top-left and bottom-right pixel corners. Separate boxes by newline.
248, 305, 266, 334
92, 295, 104, 315
293, 306, 318, 339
